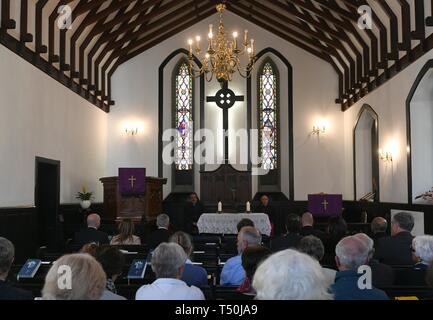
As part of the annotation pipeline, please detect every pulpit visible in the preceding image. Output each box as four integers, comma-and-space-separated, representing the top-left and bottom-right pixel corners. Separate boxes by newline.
100, 176, 167, 222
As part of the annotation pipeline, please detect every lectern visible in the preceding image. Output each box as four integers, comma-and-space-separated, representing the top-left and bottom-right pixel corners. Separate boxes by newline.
100, 176, 167, 222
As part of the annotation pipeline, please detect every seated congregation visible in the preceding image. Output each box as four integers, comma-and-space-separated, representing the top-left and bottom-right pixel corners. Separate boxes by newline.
1, 210, 433, 301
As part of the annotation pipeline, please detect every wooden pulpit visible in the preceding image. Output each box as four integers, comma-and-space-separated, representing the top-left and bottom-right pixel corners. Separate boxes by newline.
100, 176, 167, 222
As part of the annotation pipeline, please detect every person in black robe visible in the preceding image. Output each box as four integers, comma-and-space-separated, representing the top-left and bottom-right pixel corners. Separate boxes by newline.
183, 192, 204, 234
254, 195, 277, 235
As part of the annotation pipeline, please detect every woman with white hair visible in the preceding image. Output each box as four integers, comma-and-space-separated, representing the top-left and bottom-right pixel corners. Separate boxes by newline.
252, 249, 333, 300
42, 254, 106, 300
412, 235, 433, 270
135, 242, 205, 300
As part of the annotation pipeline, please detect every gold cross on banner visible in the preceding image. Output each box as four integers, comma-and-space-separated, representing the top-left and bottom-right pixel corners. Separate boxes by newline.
128, 176, 136, 189
322, 199, 329, 211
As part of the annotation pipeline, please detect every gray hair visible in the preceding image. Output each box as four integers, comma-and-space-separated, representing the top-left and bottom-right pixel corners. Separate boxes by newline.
169, 231, 193, 257
253, 249, 333, 300
240, 226, 262, 246
151, 243, 187, 278
392, 212, 414, 232
298, 235, 325, 261
371, 217, 387, 234
335, 236, 369, 270
0, 237, 14, 275
42, 253, 106, 300
353, 233, 375, 259
156, 214, 170, 229
413, 235, 433, 264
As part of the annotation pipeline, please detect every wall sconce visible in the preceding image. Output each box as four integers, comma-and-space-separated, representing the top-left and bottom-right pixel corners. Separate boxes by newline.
124, 127, 138, 136
379, 149, 393, 162
312, 123, 326, 135
123, 122, 142, 136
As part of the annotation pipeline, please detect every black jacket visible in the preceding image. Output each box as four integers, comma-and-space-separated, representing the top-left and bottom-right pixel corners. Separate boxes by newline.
270, 233, 303, 252
74, 227, 110, 247
0, 280, 33, 300
147, 228, 171, 249
254, 204, 277, 225
300, 226, 327, 241
374, 231, 414, 265
183, 202, 204, 233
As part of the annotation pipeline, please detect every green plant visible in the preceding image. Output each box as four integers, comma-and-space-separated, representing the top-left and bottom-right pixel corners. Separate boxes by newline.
76, 186, 94, 201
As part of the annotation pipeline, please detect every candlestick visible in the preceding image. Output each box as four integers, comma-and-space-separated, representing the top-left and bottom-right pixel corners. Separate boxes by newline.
188, 39, 193, 55
246, 201, 251, 213
233, 31, 238, 50
251, 39, 255, 54
244, 29, 248, 46
195, 36, 201, 52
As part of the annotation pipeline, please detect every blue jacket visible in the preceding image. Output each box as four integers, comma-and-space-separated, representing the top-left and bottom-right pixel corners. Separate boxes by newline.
182, 262, 208, 287
220, 255, 245, 285
331, 270, 389, 300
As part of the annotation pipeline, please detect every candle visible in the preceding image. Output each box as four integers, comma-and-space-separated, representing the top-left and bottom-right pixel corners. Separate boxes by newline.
233, 31, 238, 50
246, 201, 251, 212
218, 201, 222, 213
209, 24, 213, 39
195, 36, 201, 51
251, 39, 255, 54
188, 39, 193, 55
244, 29, 248, 45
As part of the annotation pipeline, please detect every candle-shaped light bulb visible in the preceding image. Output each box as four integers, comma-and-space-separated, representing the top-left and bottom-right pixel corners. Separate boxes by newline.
195, 36, 201, 51
251, 38, 255, 54
209, 24, 213, 37
244, 29, 248, 45
233, 31, 238, 50
188, 38, 193, 55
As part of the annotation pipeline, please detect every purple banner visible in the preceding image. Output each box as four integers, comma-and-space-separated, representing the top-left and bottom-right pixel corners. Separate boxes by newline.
308, 194, 342, 217
119, 168, 146, 195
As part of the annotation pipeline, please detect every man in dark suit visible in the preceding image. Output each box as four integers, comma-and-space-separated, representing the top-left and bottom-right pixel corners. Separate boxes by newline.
374, 212, 415, 265
183, 193, 204, 234
254, 195, 277, 234
371, 217, 388, 247
147, 214, 171, 250
300, 212, 327, 241
0, 237, 33, 300
271, 214, 302, 252
74, 213, 109, 248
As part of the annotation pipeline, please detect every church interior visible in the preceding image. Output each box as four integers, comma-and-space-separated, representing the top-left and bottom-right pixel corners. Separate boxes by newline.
1, 0, 433, 302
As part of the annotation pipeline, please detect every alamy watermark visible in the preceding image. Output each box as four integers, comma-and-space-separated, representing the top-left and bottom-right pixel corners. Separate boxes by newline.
57, 265, 72, 290
358, 5, 372, 30
357, 265, 372, 290
57, 5, 73, 30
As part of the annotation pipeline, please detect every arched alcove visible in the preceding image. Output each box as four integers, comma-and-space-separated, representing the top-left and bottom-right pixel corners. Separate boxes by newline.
353, 104, 379, 201
407, 60, 433, 204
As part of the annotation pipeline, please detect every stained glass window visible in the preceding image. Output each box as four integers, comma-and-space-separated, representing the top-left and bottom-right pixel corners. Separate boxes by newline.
259, 61, 278, 170
175, 62, 193, 170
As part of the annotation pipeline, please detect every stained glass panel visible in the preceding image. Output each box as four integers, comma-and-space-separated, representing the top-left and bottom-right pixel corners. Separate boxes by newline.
175, 62, 193, 170
259, 62, 277, 170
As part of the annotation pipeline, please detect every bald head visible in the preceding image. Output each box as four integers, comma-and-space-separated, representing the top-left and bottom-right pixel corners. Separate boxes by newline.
353, 233, 374, 258
335, 236, 369, 271
371, 217, 387, 235
237, 226, 262, 254
87, 214, 101, 229
301, 212, 314, 227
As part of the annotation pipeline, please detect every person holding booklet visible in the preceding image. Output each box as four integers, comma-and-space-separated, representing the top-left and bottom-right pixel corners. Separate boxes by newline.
0, 237, 33, 300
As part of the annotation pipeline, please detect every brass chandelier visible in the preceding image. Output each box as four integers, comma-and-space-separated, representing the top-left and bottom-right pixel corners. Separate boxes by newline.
187, 3, 256, 83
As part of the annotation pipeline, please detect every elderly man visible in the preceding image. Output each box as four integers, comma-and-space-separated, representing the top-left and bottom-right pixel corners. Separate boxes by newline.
412, 235, 433, 270
0, 237, 33, 300
354, 233, 395, 287
300, 212, 326, 241
147, 214, 171, 250
298, 235, 336, 284
74, 213, 109, 247
331, 236, 389, 300
371, 217, 388, 246
374, 212, 414, 265
135, 243, 204, 300
253, 249, 333, 300
220, 226, 262, 285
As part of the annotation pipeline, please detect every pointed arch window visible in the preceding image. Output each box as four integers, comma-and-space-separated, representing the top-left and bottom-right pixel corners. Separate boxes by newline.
174, 61, 193, 170
259, 61, 278, 170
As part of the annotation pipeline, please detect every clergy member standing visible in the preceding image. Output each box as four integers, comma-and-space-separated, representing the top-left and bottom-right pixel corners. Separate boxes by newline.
254, 195, 277, 236
183, 192, 204, 234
